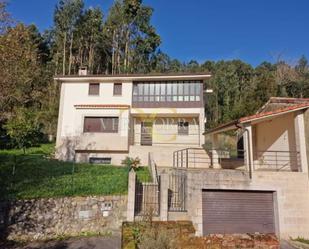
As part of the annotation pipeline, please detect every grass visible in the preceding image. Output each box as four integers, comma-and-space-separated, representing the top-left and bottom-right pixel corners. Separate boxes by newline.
0, 143, 151, 200
292, 237, 309, 244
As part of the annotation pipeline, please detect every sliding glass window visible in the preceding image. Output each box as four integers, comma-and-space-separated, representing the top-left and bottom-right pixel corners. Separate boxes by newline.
133, 80, 202, 104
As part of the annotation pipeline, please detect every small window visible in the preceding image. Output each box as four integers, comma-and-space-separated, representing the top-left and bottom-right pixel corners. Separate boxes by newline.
84, 117, 119, 133
113, 83, 122, 96
89, 157, 111, 164
178, 121, 189, 135
89, 83, 100, 95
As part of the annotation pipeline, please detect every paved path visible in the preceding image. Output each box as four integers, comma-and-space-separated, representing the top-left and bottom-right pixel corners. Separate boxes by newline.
2, 236, 121, 249
280, 240, 298, 249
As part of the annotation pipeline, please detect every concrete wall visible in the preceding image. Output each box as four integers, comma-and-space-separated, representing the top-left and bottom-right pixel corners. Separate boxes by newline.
254, 112, 296, 153
303, 109, 309, 171
75, 152, 128, 165
129, 145, 190, 166
56, 108, 130, 161
57, 82, 133, 140
185, 169, 309, 239
133, 117, 201, 146
56, 82, 133, 161
253, 112, 298, 170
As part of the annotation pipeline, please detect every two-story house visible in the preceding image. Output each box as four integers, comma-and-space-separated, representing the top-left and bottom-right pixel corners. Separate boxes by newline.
54, 71, 210, 166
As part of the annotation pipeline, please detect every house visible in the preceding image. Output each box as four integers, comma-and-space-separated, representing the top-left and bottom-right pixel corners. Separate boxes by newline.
127, 97, 309, 240
54, 71, 210, 166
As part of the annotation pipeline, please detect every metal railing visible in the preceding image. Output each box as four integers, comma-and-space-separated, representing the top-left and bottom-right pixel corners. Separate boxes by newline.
172, 148, 246, 169
134, 177, 160, 216
172, 147, 301, 172
148, 153, 159, 184
173, 147, 212, 168
168, 170, 187, 212
254, 150, 301, 172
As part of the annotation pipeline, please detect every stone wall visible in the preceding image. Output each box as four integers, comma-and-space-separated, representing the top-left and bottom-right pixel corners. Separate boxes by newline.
0, 195, 127, 241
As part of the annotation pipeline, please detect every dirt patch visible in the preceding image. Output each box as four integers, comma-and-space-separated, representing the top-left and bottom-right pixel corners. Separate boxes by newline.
122, 221, 279, 249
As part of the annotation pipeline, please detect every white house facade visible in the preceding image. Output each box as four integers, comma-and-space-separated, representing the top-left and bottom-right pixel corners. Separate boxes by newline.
54, 72, 210, 166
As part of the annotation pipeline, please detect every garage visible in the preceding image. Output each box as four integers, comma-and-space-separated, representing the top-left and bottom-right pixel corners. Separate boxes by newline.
202, 190, 276, 235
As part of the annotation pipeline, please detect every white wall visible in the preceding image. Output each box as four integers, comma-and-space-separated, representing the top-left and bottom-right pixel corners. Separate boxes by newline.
253, 113, 299, 171
133, 117, 200, 146
56, 82, 133, 160
59, 82, 133, 138
255, 112, 296, 152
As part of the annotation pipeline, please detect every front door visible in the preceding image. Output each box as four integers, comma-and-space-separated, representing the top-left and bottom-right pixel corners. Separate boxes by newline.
141, 122, 153, 146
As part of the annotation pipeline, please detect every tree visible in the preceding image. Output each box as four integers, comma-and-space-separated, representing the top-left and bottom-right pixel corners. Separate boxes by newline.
0, 0, 11, 34
252, 62, 277, 107
74, 7, 106, 74
5, 108, 42, 153
104, 0, 161, 74
53, 0, 84, 75
0, 24, 45, 122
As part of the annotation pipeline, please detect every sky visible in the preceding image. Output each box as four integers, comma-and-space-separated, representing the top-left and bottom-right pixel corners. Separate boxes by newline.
7, 0, 309, 66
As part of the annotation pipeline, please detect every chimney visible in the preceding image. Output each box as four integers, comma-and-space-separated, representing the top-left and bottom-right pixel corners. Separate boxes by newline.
78, 66, 88, 76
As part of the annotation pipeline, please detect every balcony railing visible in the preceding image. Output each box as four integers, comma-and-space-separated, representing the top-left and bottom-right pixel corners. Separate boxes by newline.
172, 148, 301, 172
254, 150, 301, 172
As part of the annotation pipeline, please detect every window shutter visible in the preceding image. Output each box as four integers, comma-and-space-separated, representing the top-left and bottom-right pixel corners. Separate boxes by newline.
89, 83, 100, 95
113, 83, 122, 95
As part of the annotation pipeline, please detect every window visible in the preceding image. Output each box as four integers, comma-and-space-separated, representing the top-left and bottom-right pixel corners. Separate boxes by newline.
88, 83, 100, 95
178, 121, 189, 135
84, 117, 119, 133
132, 80, 202, 104
89, 157, 112, 164
113, 83, 122, 95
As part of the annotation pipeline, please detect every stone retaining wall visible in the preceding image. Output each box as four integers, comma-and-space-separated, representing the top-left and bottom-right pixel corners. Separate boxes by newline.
0, 195, 127, 241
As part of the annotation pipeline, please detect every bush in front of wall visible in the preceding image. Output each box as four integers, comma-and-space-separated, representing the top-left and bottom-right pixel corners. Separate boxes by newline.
122, 156, 141, 170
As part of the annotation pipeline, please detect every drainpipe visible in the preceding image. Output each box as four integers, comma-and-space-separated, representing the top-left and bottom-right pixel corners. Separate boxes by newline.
236, 123, 252, 179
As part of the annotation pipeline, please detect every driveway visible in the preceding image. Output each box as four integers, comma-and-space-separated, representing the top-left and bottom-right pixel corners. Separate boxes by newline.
2, 236, 121, 249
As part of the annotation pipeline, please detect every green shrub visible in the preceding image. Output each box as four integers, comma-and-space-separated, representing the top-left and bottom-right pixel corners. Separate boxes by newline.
122, 156, 141, 170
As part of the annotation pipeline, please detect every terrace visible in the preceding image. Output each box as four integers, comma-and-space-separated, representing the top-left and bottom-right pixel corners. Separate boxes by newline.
173, 99, 309, 175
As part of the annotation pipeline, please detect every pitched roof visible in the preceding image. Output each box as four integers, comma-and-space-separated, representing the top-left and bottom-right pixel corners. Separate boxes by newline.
257, 97, 309, 114
204, 97, 309, 135
240, 102, 309, 122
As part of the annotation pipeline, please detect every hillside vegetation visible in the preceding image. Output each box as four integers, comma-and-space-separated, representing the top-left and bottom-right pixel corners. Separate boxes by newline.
0, 144, 151, 200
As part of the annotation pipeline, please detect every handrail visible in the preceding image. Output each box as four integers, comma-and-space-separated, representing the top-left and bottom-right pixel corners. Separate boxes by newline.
148, 152, 159, 184
173, 147, 212, 168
